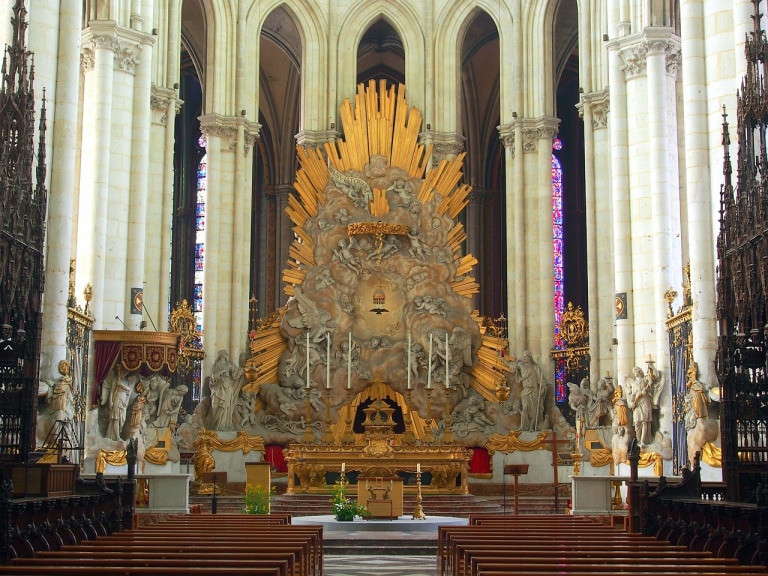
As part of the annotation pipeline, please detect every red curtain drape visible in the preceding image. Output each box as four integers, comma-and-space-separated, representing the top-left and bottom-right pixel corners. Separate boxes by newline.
265, 445, 287, 473
92, 340, 122, 405
469, 446, 491, 474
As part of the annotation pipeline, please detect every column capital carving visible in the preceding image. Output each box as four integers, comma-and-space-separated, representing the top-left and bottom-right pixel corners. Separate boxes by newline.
295, 129, 338, 149
419, 130, 465, 166
576, 89, 610, 130
244, 120, 262, 157
199, 114, 261, 156
150, 85, 184, 125
497, 122, 516, 154
512, 117, 560, 153
612, 28, 680, 80
81, 21, 154, 75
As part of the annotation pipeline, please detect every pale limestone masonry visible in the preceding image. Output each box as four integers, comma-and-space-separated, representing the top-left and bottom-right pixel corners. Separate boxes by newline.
14, 1, 750, 468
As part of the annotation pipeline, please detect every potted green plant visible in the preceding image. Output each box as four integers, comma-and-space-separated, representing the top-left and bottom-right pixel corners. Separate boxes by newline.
330, 479, 368, 521
244, 483, 274, 514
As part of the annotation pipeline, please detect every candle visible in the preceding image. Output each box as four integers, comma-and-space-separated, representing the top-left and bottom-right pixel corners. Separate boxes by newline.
427, 333, 433, 389
306, 332, 310, 388
341, 462, 345, 473
417, 463, 421, 473
347, 332, 352, 389
407, 334, 412, 390
326, 333, 331, 389
445, 333, 450, 389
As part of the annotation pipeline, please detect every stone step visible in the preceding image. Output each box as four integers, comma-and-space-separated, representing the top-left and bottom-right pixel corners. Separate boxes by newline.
323, 537, 437, 556
189, 492, 564, 516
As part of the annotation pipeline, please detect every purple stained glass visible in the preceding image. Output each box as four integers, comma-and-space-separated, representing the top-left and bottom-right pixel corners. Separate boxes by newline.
552, 139, 565, 362
195, 154, 207, 330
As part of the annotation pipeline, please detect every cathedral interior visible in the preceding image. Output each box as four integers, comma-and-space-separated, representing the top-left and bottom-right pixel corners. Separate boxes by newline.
0, 0, 767, 569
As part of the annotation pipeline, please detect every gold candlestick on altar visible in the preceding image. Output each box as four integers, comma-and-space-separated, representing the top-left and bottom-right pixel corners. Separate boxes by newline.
341, 388, 356, 445
322, 388, 335, 444
402, 389, 416, 445
571, 451, 583, 476
302, 394, 315, 443
423, 388, 435, 444
412, 465, 426, 520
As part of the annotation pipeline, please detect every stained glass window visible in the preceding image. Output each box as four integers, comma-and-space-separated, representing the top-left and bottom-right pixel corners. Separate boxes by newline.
552, 137, 566, 402
195, 136, 207, 332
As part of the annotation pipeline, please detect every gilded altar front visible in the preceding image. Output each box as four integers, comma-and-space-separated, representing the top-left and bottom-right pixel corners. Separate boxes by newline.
285, 394, 471, 494
283, 442, 471, 495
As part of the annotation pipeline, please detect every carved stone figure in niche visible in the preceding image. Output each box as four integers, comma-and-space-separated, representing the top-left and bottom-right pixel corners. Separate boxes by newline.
106, 370, 133, 441
414, 295, 446, 317
684, 362, 709, 423
514, 351, 547, 431
407, 227, 430, 259
130, 383, 147, 430
588, 375, 615, 428
683, 362, 720, 467
451, 396, 495, 437
49, 359, 74, 420
611, 386, 631, 466
208, 350, 240, 431
367, 234, 400, 262
143, 375, 168, 426
334, 207, 350, 225
333, 238, 362, 274
567, 380, 587, 443
236, 389, 258, 427
155, 385, 188, 429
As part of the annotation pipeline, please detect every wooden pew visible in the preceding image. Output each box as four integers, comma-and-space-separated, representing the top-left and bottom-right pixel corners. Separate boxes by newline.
438, 515, 767, 576
7, 514, 322, 576
0, 567, 283, 575
28, 550, 300, 576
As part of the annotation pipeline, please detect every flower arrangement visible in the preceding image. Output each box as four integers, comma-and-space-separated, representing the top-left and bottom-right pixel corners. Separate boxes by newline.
244, 483, 274, 514
330, 479, 368, 521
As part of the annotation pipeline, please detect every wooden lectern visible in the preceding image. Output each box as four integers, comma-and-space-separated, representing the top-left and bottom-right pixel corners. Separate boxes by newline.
503, 464, 529, 515
200, 471, 227, 514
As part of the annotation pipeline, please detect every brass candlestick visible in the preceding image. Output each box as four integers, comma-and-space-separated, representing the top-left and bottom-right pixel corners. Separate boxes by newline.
322, 388, 335, 444
412, 467, 426, 520
572, 451, 583, 476
423, 388, 435, 445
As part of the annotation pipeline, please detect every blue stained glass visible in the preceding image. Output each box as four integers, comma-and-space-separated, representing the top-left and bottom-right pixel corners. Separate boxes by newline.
552, 140, 565, 360
195, 153, 207, 332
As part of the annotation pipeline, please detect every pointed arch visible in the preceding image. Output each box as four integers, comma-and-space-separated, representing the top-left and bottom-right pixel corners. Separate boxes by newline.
244, 0, 329, 131
336, 1, 426, 113
434, 0, 512, 131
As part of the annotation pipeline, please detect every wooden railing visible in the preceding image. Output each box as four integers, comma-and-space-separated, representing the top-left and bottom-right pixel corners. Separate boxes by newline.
628, 452, 767, 567
0, 473, 135, 564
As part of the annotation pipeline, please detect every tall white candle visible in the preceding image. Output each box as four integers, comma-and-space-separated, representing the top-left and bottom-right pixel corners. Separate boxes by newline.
427, 333, 433, 389
341, 462, 345, 473
326, 333, 331, 389
347, 332, 352, 389
407, 334, 412, 390
306, 332, 310, 388
417, 463, 421, 473
445, 333, 450, 389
